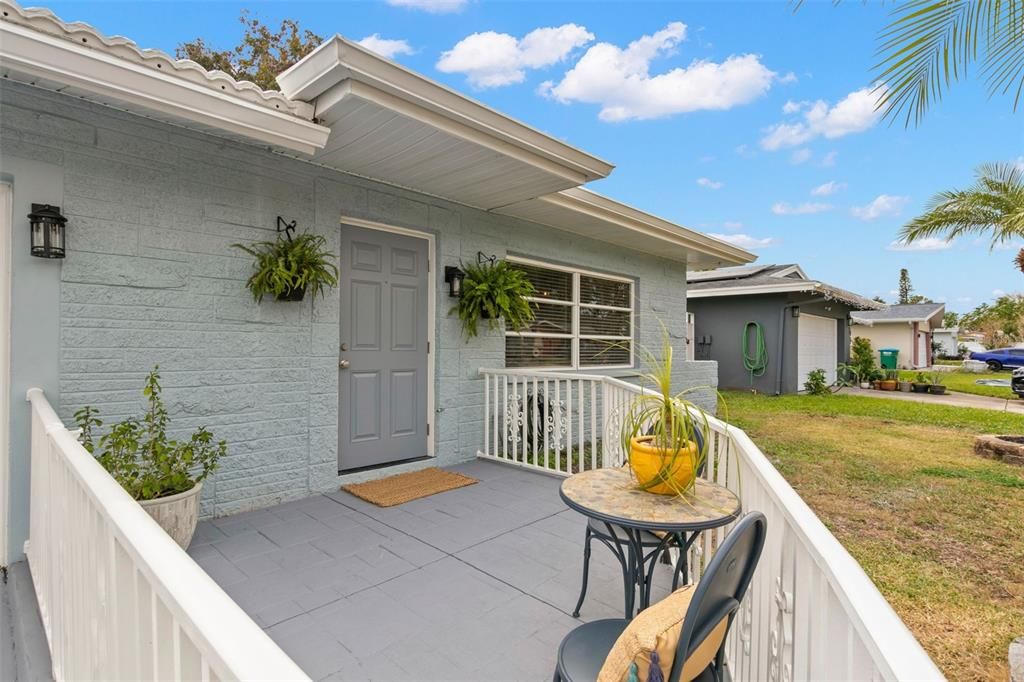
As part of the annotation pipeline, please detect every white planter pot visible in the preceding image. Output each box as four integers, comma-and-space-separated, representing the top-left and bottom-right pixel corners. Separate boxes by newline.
138, 481, 202, 549
859, 382, 871, 389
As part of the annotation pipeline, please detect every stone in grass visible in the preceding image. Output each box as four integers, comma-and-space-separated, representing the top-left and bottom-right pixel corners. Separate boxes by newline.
974, 435, 1024, 467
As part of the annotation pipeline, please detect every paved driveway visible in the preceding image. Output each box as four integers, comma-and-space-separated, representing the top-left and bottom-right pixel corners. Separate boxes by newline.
843, 387, 1024, 414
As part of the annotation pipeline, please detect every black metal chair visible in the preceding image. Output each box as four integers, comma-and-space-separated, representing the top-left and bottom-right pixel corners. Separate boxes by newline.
572, 431, 707, 619
554, 511, 767, 682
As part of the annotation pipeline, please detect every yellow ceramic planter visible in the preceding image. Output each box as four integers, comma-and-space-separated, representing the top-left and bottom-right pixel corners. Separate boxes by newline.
628, 435, 699, 495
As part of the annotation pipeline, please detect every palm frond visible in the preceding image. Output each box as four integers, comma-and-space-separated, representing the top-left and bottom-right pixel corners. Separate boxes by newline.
899, 162, 1024, 249
874, 0, 1024, 126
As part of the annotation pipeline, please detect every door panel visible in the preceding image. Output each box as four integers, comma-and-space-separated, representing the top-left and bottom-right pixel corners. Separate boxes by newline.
339, 225, 429, 471
797, 314, 837, 388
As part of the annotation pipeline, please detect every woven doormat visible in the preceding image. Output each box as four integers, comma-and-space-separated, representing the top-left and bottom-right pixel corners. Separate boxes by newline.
341, 467, 477, 507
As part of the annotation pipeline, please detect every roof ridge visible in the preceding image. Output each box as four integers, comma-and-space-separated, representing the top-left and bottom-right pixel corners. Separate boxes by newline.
1, 0, 313, 119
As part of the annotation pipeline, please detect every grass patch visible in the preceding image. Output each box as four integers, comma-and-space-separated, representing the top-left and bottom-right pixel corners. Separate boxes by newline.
918, 466, 1024, 488
722, 390, 1024, 681
899, 369, 1018, 399
722, 390, 1024, 433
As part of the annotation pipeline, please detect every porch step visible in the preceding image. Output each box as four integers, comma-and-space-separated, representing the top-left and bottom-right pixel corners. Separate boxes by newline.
1, 562, 52, 682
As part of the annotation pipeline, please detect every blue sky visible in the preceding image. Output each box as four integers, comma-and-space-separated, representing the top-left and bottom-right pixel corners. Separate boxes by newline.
45, 0, 1024, 312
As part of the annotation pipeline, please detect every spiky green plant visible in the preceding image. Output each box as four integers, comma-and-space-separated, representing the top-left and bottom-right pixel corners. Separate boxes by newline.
451, 259, 535, 339
232, 232, 338, 302
619, 328, 712, 496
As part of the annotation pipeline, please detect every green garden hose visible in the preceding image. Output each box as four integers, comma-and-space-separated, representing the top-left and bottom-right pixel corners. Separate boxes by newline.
742, 321, 769, 385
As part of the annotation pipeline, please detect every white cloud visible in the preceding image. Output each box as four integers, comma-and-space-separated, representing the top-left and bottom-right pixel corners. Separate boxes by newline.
994, 288, 1007, 297
819, 150, 838, 167
696, 177, 723, 190
810, 180, 845, 196
735, 144, 756, 158
357, 34, 414, 59
708, 233, 778, 249
386, 0, 467, 12
782, 99, 804, 114
437, 24, 593, 88
790, 148, 812, 164
722, 221, 744, 231
760, 86, 883, 150
851, 194, 909, 221
541, 22, 776, 121
886, 237, 952, 251
956, 296, 972, 303
1014, 156, 1024, 171
778, 72, 798, 85
771, 201, 832, 215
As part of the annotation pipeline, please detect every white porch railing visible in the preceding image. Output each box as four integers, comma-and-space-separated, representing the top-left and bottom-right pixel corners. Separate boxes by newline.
26, 388, 310, 682
478, 369, 945, 682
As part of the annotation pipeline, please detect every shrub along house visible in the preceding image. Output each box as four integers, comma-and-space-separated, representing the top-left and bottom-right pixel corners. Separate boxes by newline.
0, 1, 755, 566
686, 264, 881, 393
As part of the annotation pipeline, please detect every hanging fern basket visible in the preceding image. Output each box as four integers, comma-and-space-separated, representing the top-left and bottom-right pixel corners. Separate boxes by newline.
277, 284, 307, 302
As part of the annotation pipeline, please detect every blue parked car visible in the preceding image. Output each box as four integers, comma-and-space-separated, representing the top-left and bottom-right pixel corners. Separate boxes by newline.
969, 347, 1024, 371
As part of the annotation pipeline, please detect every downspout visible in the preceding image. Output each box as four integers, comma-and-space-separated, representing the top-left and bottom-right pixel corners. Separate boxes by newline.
775, 295, 825, 395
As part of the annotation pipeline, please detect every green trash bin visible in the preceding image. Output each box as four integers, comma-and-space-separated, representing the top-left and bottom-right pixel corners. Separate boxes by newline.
879, 348, 899, 370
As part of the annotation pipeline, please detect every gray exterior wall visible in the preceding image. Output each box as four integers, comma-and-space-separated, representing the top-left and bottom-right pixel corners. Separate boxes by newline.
689, 292, 852, 394
1, 81, 717, 562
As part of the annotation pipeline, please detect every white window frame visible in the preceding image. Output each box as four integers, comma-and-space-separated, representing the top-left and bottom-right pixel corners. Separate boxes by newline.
505, 256, 635, 370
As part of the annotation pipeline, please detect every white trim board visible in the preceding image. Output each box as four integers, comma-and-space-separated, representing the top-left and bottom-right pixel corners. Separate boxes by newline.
0, 183, 11, 566
338, 216, 436, 461
0, 14, 330, 155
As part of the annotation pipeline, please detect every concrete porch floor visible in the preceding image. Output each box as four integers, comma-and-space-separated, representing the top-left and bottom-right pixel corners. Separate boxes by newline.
188, 460, 676, 681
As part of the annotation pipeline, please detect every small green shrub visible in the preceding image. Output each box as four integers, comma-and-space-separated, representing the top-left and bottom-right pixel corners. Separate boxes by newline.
452, 259, 535, 339
74, 367, 225, 501
233, 232, 338, 302
850, 336, 878, 382
804, 368, 831, 396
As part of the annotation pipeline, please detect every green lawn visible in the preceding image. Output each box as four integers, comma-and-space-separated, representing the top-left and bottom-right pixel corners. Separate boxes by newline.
721, 390, 1024, 681
897, 369, 1018, 399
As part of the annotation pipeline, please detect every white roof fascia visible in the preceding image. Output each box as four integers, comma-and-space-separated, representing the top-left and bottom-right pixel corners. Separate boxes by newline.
0, 7, 330, 154
276, 36, 614, 184
687, 282, 825, 299
534, 188, 756, 266
851, 316, 931, 325
770, 265, 808, 279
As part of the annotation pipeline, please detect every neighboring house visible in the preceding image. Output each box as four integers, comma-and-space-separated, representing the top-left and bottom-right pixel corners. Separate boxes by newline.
851, 303, 946, 369
686, 264, 881, 394
0, 3, 754, 564
932, 327, 961, 358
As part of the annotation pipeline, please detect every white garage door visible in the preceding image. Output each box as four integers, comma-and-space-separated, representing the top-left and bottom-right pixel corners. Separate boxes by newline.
798, 313, 837, 389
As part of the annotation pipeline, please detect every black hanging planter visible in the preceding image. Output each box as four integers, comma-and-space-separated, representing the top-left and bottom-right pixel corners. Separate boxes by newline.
276, 284, 307, 302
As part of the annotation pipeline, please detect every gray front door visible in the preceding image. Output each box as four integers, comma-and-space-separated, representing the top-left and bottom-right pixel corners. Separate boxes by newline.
339, 225, 429, 471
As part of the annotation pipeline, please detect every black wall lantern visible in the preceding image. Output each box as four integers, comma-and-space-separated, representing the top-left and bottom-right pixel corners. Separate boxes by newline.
444, 266, 466, 298
28, 204, 67, 259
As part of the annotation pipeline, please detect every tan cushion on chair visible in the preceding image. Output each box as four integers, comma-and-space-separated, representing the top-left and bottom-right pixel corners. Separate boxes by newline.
597, 586, 729, 682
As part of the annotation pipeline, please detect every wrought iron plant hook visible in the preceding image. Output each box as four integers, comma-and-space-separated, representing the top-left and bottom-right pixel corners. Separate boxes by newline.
477, 251, 497, 266
276, 216, 297, 242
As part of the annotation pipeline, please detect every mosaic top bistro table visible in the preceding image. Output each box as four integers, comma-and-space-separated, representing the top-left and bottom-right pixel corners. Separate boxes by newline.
560, 468, 742, 618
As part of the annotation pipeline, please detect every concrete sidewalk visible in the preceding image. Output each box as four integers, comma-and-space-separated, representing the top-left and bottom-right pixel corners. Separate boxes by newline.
843, 387, 1024, 414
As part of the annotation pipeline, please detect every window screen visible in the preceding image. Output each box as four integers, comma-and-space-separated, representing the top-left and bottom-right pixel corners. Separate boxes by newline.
505, 259, 634, 369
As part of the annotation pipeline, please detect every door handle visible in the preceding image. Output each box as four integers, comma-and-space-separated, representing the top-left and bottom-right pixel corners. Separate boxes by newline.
338, 359, 350, 369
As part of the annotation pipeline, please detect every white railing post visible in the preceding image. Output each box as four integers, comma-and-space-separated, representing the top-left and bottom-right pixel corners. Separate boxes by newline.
25, 388, 310, 682
475, 369, 944, 681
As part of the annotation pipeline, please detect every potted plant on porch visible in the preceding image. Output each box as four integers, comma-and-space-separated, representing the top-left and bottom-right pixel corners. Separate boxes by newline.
928, 372, 948, 395
619, 330, 712, 496
911, 372, 931, 393
452, 257, 535, 339
880, 369, 900, 391
74, 367, 226, 548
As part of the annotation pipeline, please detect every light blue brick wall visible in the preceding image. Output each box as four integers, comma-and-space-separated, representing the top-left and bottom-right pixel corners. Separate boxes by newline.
1, 81, 717, 539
